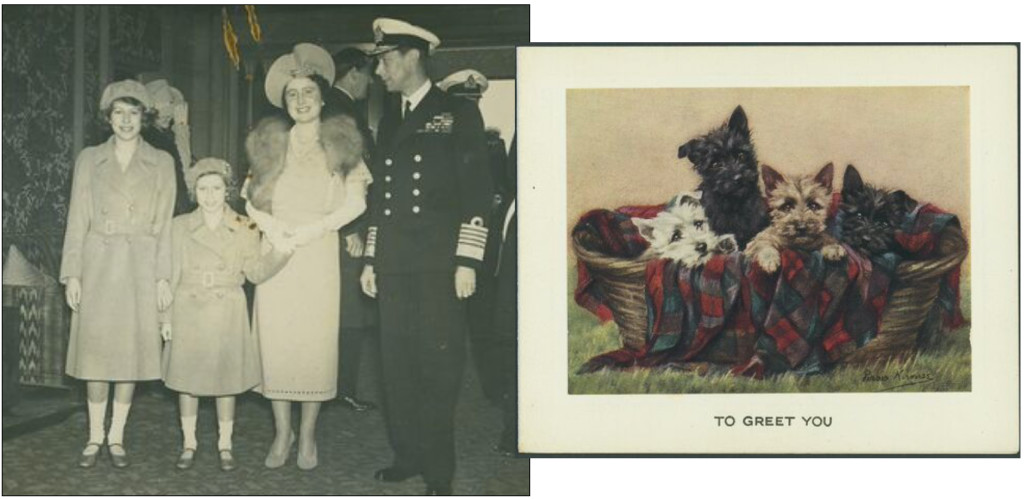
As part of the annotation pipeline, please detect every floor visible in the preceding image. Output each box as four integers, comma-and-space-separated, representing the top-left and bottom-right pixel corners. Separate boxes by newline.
1, 347, 528, 495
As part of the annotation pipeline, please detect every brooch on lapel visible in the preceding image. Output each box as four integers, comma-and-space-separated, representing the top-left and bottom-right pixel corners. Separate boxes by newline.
421, 112, 454, 134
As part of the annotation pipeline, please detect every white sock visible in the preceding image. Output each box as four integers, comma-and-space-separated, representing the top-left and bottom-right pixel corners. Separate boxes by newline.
180, 415, 198, 450
107, 401, 132, 445
86, 400, 107, 447
218, 420, 234, 451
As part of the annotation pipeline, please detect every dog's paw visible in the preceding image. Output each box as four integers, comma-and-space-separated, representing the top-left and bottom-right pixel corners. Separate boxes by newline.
822, 244, 846, 261
715, 235, 738, 254
755, 248, 781, 273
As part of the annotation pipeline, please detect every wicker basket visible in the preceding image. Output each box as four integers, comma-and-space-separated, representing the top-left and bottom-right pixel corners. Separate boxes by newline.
841, 225, 968, 365
572, 225, 968, 364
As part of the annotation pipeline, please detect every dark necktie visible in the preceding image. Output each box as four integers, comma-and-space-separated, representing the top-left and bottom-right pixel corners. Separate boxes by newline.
403, 100, 412, 121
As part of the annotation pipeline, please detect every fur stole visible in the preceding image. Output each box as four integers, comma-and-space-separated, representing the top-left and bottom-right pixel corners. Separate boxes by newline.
245, 113, 364, 212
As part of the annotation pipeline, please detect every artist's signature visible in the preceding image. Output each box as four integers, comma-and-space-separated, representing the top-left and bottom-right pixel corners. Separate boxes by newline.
863, 369, 935, 391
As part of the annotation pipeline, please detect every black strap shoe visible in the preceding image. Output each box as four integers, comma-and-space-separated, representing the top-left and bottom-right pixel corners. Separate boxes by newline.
425, 482, 453, 495
338, 395, 376, 412
373, 466, 419, 482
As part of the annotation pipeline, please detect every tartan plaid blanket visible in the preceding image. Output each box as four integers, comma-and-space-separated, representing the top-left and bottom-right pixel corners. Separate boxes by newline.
572, 205, 665, 322
575, 196, 965, 375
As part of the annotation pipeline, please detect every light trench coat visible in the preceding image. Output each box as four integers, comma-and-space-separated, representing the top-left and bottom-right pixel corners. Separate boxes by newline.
161, 208, 289, 396
60, 136, 175, 381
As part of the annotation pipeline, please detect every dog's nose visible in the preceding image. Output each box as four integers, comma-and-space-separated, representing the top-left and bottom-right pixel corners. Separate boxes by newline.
696, 242, 708, 254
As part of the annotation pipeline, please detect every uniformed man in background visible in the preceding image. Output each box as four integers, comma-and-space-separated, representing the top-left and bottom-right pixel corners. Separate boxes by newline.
327, 46, 378, 413
327, 47, 376, 160
438, 69, 509, 408
360, 18, 492, 496
490, 134, 517, 457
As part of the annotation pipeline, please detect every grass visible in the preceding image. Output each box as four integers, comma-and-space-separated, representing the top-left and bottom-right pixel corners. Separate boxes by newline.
567, 269, 972, 394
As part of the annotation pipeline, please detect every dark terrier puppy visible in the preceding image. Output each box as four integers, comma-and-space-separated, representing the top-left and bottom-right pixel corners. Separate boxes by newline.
745, 163, 846, 273
677, 106, 769, 249
836, 164, 918, 257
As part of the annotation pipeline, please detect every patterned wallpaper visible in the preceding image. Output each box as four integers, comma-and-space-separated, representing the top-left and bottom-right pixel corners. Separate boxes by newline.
83, 7, 102, 147
110, 5, 162, 76
2, 5, 162, 278
2, 5, 77, 277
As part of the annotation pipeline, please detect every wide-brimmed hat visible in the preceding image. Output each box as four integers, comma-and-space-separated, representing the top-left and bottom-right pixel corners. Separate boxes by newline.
369, 17, 440, 56
144, 79, 185, 108
185, 157, 232, 197
264, 43, 335, 108
100, 79, 152, 110
438, 69, 489, 98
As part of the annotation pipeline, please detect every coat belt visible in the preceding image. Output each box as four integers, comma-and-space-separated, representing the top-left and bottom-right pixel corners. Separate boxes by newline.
179, 270, 243, 288
88, 220, 157, 236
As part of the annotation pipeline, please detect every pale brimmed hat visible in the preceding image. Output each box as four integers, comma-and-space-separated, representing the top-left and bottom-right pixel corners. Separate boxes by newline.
438, 69, 489, 98
100, 79, 152, 110
144, 79, 185, 108
264, 43, 335, 108
185, 157, 232, 197
369, 17, 440, 56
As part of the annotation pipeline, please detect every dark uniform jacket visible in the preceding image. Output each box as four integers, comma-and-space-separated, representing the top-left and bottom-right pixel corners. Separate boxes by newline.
324, 87, 375, 163
323, 88, 378, 328
364, 85, 492, 274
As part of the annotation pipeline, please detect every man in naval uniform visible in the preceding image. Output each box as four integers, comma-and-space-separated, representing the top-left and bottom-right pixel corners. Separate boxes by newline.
359, 17, 492, 496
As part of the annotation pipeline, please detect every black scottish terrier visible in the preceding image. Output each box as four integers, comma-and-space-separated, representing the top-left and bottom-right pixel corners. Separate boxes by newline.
836, 165, 917, 257
677, 106, 769, 249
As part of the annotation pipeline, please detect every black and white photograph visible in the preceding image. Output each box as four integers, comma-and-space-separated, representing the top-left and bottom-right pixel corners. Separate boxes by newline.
2, 4, 526, 495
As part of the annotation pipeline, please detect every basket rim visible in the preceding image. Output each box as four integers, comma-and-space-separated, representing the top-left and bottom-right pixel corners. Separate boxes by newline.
572, 226, 967, 278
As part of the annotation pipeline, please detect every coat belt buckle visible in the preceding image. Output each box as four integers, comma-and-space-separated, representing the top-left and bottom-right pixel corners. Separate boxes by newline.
202, 272, 215, 288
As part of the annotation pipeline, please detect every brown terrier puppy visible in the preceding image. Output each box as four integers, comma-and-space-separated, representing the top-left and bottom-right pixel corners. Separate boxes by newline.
745, 163, 846, 273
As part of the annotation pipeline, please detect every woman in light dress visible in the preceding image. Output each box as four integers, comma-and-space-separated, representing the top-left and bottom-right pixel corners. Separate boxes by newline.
243, 43, 371, 470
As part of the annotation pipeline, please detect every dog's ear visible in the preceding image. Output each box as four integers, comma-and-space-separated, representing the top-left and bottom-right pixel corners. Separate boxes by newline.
632, 217, 657, 241
672, 191, 701, 207
761, 164, 784, 194
728, 106, 749, 138
814, 162, 835, 192
890, 189, 917, 212
842, 164, 863, 195
678, 139, 697, 160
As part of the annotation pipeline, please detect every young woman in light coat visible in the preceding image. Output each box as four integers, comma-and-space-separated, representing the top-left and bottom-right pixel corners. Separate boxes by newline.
60, 80, 176, 468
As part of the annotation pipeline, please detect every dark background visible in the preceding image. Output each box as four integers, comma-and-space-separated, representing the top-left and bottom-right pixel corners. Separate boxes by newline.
2, 4, 528, 279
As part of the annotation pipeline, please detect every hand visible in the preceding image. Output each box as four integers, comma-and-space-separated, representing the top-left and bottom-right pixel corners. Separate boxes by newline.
290, 224, 325, 247
268, 232, 297, 255
345, 233, 365, 258
157, 279, 173, 311
65, 277, 82, 312
360, 265, 377, 298
173, 102, 189, 126
455, 266, 476, 299
160, 323, 172, 342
